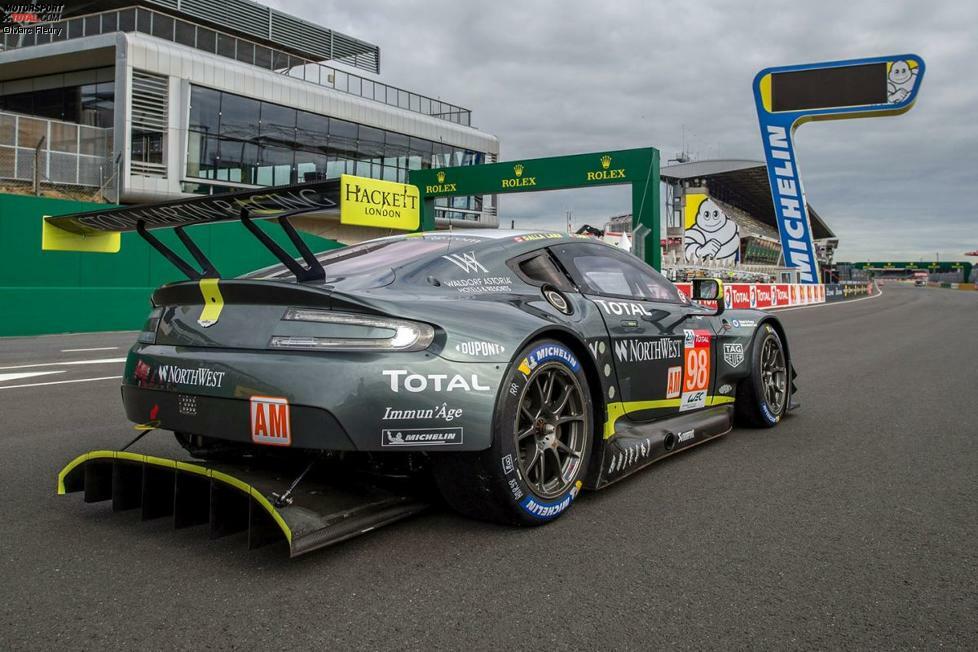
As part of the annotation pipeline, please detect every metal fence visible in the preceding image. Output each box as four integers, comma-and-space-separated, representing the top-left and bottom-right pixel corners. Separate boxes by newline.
0, 111, 116, 201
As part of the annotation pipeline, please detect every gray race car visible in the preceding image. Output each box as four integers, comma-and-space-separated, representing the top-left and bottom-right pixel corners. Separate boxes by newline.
122, 229, 796, 526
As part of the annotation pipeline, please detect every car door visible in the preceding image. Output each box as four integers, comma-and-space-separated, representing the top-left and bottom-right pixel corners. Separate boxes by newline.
550, 242, 713, 422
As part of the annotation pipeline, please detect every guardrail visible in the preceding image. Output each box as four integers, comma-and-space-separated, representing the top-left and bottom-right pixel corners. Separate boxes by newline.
674, 281, 876, 310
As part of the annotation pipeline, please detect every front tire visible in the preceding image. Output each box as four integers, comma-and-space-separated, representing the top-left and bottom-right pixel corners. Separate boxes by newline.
431, 339, 592, 525
735, 323, 789, 428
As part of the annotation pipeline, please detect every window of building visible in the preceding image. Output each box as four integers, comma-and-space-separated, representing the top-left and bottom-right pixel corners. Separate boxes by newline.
182, 85, 487, 205
188, 86, 220, 134
219, 93, 259, 141
296, 111, 329, 150
259, 102, 296, 144
175, 21, 195, 48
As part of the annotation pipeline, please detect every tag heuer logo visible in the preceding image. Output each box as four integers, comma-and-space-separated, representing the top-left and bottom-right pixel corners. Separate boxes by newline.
514, 163, 524, 177
723, 343, 744, 367
600, 155, 612, 170
436, 170, 446, 183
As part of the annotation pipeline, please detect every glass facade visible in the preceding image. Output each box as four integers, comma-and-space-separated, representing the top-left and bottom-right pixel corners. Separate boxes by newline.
3, 6, 470, 125
186, 85, 486, 216
0, 67, 114, 129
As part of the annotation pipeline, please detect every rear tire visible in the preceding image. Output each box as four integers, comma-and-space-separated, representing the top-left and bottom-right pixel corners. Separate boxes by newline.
431, 339, 592, 525
735, 323, 789, 428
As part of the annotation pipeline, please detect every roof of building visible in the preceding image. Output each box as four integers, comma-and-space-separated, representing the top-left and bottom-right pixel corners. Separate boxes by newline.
64, 0, 379, 73
661, 159, 836, 240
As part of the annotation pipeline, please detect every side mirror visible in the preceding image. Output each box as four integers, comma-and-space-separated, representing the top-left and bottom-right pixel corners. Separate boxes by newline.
691, 278, 725, 316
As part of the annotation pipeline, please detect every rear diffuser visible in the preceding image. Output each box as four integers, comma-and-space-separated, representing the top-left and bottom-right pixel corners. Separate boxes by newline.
57, 450, 430, 557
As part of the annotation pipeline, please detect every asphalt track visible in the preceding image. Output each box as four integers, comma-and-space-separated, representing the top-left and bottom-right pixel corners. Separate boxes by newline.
1, 284, 975, 649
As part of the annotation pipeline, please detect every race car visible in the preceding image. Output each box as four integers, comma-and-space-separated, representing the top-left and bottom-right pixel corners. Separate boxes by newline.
120, 229, 796, 526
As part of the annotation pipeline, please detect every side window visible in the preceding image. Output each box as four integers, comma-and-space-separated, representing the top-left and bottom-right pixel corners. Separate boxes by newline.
511, 251, 575, 291
555, 244, 683, 303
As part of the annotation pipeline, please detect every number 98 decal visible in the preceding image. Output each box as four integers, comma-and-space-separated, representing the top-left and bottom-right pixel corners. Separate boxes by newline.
680, 329, 712, 411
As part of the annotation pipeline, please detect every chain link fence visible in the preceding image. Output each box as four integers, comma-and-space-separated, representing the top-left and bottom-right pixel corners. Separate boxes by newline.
0, 111, 116, 203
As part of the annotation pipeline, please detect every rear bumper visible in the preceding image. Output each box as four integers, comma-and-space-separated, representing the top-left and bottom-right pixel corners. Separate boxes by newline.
122, 385, 356, 451
121, 343, 505, 452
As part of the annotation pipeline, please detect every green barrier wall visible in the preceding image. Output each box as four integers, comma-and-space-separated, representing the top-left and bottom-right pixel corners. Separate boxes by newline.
0, 194, 342, 337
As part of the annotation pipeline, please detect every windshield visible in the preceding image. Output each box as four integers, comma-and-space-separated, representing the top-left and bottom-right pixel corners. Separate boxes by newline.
243, 236, 485, 284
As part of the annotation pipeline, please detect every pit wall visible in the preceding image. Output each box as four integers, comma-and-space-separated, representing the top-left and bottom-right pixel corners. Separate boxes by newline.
674, 281, 875, 310
0, 193, 342, 337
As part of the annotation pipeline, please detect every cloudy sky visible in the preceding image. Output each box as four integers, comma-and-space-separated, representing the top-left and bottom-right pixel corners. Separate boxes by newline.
271, 0, 977, 261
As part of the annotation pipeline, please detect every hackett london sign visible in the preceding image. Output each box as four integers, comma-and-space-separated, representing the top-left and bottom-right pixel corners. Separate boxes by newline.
340, 174, 420, 231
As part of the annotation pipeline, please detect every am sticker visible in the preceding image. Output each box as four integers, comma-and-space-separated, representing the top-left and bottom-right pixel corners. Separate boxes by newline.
251, 396, 291, 446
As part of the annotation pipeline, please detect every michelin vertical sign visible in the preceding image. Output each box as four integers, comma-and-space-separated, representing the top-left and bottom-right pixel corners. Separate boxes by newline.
753, 54, 925, 284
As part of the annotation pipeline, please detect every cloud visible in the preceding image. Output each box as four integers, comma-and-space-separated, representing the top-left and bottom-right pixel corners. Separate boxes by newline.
270, 0, 978, 261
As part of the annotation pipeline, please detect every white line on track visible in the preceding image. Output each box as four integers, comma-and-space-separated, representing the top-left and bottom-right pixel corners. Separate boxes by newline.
0, 375, 119, 390
60, 346, 119, 353
0, 370, 65, 383
0, 357, 126, 370
769, 289, 883, 313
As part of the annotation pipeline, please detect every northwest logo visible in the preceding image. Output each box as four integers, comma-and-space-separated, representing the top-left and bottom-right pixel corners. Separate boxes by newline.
587, 154, 625, 181
502, 163, 536, 189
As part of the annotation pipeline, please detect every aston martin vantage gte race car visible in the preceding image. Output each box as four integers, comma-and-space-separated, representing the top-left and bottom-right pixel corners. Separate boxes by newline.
114, 228, 795, 527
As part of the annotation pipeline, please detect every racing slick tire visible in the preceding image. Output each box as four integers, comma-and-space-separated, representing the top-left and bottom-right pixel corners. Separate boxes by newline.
431, 339, 593, 526
735, 323, 789, 428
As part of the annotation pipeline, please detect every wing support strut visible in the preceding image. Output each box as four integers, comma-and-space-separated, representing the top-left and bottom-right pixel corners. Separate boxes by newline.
238, 208, 326, 283
135, 221, 219, 280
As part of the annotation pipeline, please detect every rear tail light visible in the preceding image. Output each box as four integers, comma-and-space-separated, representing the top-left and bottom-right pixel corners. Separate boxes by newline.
269, 308, 434, 352
137, 306, 163, 344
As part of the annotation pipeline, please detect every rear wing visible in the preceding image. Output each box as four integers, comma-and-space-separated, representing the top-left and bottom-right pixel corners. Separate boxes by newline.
42, 176, 420, 282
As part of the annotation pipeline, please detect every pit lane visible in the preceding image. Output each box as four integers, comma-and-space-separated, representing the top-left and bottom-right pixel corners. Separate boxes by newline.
1, 284, 974, 648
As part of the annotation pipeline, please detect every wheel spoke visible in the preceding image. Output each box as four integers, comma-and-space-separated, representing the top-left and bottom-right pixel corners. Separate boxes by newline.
537, 448, 547, 488
555, 439, 580, 459
526, 446, 541, 477
542, 371, 556, 404
555, 414, 584, 425
517, 425, 536, 441
520, 401, 536, 421
552, 383, 573, 415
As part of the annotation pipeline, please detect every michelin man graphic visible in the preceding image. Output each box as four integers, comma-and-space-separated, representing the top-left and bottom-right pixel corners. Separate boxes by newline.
887, 60, 918, 104
684, 197, 740, 262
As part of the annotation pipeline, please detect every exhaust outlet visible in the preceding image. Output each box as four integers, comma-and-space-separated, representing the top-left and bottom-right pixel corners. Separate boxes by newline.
663, 433, 677, 452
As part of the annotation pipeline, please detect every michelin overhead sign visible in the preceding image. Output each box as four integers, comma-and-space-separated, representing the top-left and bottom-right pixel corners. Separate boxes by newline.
753, 54, 925, 284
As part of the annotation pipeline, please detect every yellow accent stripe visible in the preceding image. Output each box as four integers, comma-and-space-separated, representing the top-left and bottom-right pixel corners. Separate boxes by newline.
197, 278, 224, 326
603, 395, 735, 439
56, 450, 292, 544
42, 218, 121, 253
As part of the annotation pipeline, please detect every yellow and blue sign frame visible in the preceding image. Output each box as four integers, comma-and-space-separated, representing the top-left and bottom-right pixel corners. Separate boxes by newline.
753, 54, 926, 284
